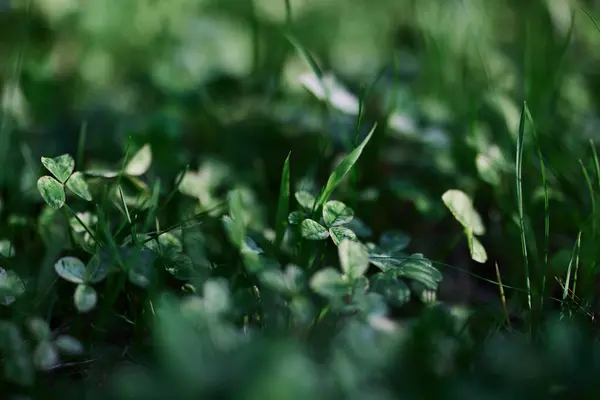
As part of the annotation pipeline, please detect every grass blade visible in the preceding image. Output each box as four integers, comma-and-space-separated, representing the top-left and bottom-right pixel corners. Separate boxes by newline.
516, 102, 532, 314
316, 123, 377, 209
275, 152, 291, 249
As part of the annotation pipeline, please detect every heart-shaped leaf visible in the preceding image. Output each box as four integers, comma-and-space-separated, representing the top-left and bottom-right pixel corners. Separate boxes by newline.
323, 200, 354, 227
54, 335, 84, 355
329, 226, 357, 246
37, 176, 65, 210
339, 239, 369, 280
33, 340, 59, 371
73, 284, 97, 313
295, 191, 316, 210
288, 211, 307, 225
125, 144, 152, 176
310, 267, 348, 298
41, 154, 74, 183
65, 172, 92, 201
442, 189, 485, 235
301, 219, 329, 240
55, 257, 87, 284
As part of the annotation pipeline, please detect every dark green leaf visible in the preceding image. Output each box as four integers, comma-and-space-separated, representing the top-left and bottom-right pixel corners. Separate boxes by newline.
65, 172, 92, 201
301, 219, 329, 240
275, 152, 291, 248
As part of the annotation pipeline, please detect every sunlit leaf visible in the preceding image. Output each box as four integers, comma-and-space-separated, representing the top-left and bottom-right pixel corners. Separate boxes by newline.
310, 268, 348, 298
41, 154, 74, 183
73, 284, 97, 313
323, 200, 354, 227
54, 335, 84, 355
33, 341, 59, 371
54, 257, 87, 284
442, 189, 485, 235
37, 176, 65, 210
300, 219, 329, 240
467, 230, 488, 263
65, 172, 92, 201
125, 144, 152, 176
339, 239, 369, 280
329, 226, 357, 246
295, 191, 316, 210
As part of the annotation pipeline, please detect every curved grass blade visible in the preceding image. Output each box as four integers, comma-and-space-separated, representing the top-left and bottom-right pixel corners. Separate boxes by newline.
316, 124, 377, 209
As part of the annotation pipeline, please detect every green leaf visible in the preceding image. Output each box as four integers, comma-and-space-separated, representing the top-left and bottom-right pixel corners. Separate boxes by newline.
65, 172, 92, 201
54, 335, 84, 355
396, 256, 442, 290
466, 229, 488, 263
54, 256, 87, 284
288, 211, 307, 225
125, 144, 152, 176
85, 252, 111, 283
73, 284, 97, 313
300, 219, 329, 240
442, 189, 485, 235
37, 176, 66, 210
338, 239, 369, 280
329, 226, 358, 246
223, 215, 245, 249
33, 341, 59, 371
41, 154, 74, 183
0, 239, 15, 257
316, 124, 376, 208
370, 273, 411, 307
275, 152, 291, 248
123, 247, 157, 288
27, 318, 51, 341
164, 253, 195, 281
295, 191, 316, 210
310, 268, 348, 298
323, 200, 354, 227
0, 267, 25, 305
259, 264, 305, 295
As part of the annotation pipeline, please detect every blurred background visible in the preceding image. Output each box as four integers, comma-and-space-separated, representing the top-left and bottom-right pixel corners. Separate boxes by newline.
2, 0, 600, 308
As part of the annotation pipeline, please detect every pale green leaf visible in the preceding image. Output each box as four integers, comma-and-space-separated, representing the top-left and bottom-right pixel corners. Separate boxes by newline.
37, 176, 65, 210
442, 189, 485, 235
73, 284, 97, 313
125, 144, 152, 176
65, 172, 92, 201
323, 200, 354, 227
300, 219, 329, 240
329, 226, 357, 246
338, 239, 369, 279
41, 154, 74, 183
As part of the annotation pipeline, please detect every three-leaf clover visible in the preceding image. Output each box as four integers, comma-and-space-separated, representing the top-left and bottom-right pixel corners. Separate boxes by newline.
54, 256, 109, 313
289, 196, 358, 246
37, 154, 92, 209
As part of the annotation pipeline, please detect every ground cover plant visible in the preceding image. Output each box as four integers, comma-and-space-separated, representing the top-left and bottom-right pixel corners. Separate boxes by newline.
3, 0, 600, 398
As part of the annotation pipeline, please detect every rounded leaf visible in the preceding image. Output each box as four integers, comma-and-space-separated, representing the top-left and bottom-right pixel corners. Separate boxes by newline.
370, 273, 411, 307
65, 172, 92, 201
338, 239, 370, 279
442, 189, 485, 235
294, 191, 316, 210
467, 232, 488, 263
55, 257, 86, 284
37, 176, 65, 210
329, 226, 357, 246
164, 253, 195, 281
41, 154, 74, 183
288, 211, 307, 225
33, 340, 59, 371
74, 284, 97, 313
300, 219, 329, 240
54, 335, 84, 355
0, 267, 26, 305
0, 239, 15, 257
124, 247, 157, 288
27, 318, 51, 341
85, 252, 111, 283
125, 144, 152, 176
310, 267, 348, 298
323, 200, 354, 227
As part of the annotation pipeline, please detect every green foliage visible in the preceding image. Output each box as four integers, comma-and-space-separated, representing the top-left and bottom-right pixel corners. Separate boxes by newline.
2, 0, 600, 398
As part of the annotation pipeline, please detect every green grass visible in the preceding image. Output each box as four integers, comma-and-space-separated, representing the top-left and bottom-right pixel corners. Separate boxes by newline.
2, 1, 600, 398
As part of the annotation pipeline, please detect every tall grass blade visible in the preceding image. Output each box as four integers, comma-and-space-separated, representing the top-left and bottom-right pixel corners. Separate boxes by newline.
275, 152, 291, 249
